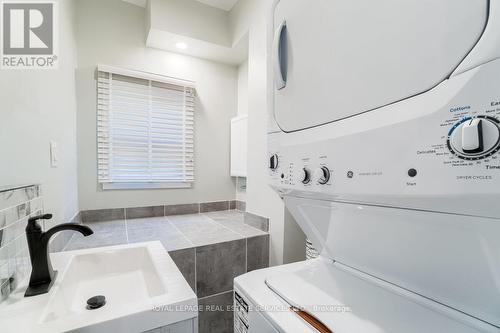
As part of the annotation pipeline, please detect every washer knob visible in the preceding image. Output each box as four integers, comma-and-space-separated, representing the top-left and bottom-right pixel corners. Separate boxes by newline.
269, 154, 279, 170
314, 166, 330, 184
299, 168, 311, 184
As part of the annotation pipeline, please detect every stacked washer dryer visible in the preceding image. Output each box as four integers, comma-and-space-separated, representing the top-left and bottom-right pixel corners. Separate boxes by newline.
234, 0, 500, 332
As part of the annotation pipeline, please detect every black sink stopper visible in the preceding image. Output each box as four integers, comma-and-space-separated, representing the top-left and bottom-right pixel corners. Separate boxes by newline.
87, 295, 106, 310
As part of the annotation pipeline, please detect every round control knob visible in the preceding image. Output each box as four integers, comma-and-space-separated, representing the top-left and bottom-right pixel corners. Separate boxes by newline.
314, 166, 330, 184
269, 154, 279, 170
299, 168, 311, 184
448, 117, 500, 160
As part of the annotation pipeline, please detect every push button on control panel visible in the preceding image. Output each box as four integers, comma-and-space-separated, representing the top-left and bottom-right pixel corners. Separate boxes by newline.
408, 168, 417, 178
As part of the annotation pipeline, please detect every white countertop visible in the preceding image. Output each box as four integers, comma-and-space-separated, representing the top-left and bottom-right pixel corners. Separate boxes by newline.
0, 241, 197, 333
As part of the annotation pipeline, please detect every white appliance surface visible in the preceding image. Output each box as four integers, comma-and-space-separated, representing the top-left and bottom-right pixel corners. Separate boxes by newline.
281, 197, 500, 328
235, 259, 497, 333
256, 0, 500, 332
273, 0, 488, 132
267, 31, 500, 328
269, 57, 500, 218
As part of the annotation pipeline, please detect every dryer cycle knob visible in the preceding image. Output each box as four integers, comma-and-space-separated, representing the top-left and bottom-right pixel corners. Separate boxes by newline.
448, 117, 500, 160
314, 166, 330, 184
299, 168, 311, 184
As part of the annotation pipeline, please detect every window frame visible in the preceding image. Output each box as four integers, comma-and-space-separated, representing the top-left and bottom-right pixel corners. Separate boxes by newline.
96, 65, 196, 190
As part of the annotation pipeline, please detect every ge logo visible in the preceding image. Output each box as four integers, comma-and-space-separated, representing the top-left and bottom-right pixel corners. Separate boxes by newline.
347, 171, 354, 179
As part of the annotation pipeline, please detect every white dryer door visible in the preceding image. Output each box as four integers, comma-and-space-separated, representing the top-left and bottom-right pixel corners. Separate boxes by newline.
273, 0, 488, 132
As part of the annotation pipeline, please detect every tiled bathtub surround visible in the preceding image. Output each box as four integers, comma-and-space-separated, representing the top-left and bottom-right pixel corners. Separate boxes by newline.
64, 210, 269, 333
65, 210, 267, 253
0, 185, 43, 303
235, 200, 246, 212
244, 212, 269, 232
80, 200, 242, 223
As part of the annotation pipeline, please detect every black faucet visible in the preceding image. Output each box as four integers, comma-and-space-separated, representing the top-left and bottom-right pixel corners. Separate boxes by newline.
24, 213, 94, 297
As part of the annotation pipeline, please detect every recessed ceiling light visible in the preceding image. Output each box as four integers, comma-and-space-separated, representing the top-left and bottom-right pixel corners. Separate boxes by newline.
176, 42, 187, 50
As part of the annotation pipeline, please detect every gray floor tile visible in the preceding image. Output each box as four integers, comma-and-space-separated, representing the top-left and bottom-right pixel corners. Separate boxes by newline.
196, 239, 245, 298
125, 206, 164, 219
188, 230, 242, 247
125, 216, 170, 231
220, 222, 267, 238
200, 201, 229, 213
167, 213, 211, 225
165, 214, 212, 234
235, 201, 246, 212
207, 217, 266, 238
246, 235, 270, 272
165, 204, 199, 216
168, 247, 196, 293
244, 212, 269, 232
198, 291, 234, 333
81, 208, 125, 223
86, 220, 127, 232
65, 220, 127, 251
49, 230, 73, 253
168, 214, 242, 247
70, 212, 82, 224
204, 211, 244, 222
126, 217, 192, 251
204, 211, 266, 238
167, 214, 215, 231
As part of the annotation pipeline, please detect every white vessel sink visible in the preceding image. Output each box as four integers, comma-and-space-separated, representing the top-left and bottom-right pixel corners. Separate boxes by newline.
0, 242, 197, 333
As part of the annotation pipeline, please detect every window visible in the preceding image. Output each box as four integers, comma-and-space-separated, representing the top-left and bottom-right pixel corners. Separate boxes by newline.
96, 65, 195, 189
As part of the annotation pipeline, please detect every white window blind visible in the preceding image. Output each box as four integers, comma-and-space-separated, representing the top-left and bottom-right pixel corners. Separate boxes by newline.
97, 66, 195, 189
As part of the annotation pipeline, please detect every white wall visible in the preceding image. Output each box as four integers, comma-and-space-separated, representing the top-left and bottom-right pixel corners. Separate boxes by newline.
149, 0, 231, 47
229, 0, 288, 266
0, 0, 79, 228
76, 0, 238, 210
233, 60, 248, 202
237, 60, 249, 116
283, 208, 306, 264
146, 0, 248, 65
230, 0, 307, 266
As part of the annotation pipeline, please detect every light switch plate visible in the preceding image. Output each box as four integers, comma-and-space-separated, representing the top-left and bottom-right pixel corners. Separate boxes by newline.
50, 141, 58, 167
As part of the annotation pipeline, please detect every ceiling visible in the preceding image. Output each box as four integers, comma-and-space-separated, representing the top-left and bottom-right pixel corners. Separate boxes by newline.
122, 0, 147, 7
123, 0, 239, 11
194, 0, 239, 11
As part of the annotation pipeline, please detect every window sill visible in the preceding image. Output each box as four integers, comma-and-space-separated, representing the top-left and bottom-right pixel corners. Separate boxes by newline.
101, 182, 192, 190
